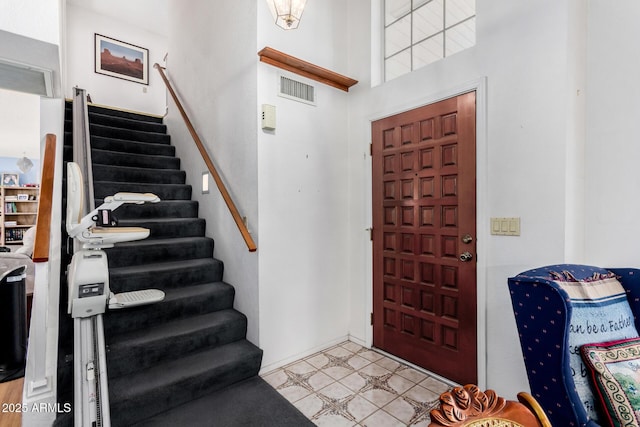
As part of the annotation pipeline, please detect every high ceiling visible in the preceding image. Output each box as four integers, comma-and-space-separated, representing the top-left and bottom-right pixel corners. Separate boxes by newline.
66, 0, 168, 35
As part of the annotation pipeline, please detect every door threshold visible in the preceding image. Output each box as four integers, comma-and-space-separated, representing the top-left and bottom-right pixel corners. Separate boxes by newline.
371, 346, 460, 388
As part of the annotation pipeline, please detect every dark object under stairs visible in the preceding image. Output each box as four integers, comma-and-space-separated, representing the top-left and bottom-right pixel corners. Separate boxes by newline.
55, 102, 312, 426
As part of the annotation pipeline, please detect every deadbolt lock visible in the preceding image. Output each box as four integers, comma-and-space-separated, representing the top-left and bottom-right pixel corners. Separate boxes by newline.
461, 234, 473, 244
459, 251, 473, 262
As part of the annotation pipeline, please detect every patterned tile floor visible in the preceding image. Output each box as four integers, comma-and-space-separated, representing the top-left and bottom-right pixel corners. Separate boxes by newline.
261, 341, 454, 426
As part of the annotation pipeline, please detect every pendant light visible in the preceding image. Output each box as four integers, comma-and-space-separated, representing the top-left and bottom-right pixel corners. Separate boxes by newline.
16, 154, 33, 173
266, 0, 307, 30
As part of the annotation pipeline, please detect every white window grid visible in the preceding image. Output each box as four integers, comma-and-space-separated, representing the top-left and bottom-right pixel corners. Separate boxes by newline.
384, 0, 476, 81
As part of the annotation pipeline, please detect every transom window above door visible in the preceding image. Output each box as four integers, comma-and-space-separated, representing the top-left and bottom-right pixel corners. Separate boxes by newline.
384, 0, 476, 81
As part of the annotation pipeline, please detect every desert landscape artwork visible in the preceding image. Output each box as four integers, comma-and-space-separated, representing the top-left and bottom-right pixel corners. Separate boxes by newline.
95, 34, 149, 84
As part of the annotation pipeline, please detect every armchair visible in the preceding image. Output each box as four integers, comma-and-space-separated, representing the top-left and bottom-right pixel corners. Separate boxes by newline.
429, 384, 551, 427
508, 264, 640, 427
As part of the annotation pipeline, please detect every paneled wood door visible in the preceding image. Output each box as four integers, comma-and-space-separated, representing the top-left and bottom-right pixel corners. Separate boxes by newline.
372, 92, 477, 385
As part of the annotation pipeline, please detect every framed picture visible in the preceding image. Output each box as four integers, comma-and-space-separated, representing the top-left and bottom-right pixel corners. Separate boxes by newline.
2, 173, 19, 187
17, 194, 29, 201
95, 34, 149, 85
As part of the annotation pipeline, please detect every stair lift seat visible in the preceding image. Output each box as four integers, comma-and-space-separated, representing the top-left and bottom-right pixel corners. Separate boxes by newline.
66, 161, 165, 317
66, 163, 160, 248
508, 264, 640, 427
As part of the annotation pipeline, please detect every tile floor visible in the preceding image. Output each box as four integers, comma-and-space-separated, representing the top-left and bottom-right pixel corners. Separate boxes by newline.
261, 341, 455, 426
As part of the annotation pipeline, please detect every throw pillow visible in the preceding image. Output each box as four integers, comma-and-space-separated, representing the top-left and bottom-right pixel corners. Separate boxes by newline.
550, 271, 639, 423
581, 338, 640, 427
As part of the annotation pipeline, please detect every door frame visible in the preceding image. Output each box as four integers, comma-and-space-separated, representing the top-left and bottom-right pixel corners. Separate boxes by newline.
364, 77, 489, 388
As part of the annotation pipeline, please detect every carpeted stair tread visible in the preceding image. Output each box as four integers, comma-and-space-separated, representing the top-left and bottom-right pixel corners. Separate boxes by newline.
108, 309, 244, 345
92, 164, 186, 184
94, 199, 199, 219
116, 218, 206, 238
103, 282, 235, 336
108, 257, 222, 277
90, 123, 170, 144
87, 104, 164, 123
63, 148, 72, 164
131, 376, 314, 427
65, 101, 163, 124
106, 309, 247, 377
64, 116, 165, 135
91, 148, 180, 169
109, 258, 224, 292
109, 340, 263, 426
88, 112, 167, 134
109, 339, 262, 395
150, 281, 233, 308
106, 237, 213, 267
91, 135, 175, 157
93, 180, 192, 201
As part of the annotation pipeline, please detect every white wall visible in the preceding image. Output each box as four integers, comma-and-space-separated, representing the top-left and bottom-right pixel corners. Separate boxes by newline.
65, 3, 167, 115
166, 0, 260, 343
584, 1, 640, 267
0, 0, 61, 45
0, 89, 40, 159
257, 0, 352, 369
165, 0, 353, 368
345, 0, 584, 398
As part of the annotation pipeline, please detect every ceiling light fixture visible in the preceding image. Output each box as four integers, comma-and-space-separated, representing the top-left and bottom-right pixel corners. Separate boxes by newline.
16, 155, 33, 173
266, 0, 307, 30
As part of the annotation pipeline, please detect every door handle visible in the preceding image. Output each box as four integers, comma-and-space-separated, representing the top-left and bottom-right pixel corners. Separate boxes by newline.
459, 251, 473, 262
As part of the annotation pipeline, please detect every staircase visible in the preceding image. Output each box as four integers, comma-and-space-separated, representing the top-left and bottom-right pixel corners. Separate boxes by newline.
54, 102, 309, 426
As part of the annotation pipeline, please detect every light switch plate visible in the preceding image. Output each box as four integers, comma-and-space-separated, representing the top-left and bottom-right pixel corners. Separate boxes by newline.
490, 217, 520, 236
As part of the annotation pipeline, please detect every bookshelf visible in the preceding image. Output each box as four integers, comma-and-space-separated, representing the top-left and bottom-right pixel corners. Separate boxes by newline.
1, 186, 39, 245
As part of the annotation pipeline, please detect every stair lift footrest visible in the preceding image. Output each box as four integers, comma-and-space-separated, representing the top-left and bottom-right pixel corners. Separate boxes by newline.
109, 289, 165, 309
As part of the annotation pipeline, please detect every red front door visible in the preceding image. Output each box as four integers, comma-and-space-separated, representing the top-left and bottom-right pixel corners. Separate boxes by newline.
372, 92, 477, 385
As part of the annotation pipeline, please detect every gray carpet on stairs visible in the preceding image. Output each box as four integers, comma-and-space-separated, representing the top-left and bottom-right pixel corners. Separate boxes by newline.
54, 101, 311, 426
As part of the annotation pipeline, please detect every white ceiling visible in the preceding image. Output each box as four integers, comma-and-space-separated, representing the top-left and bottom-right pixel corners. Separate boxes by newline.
66, 0, 169, 35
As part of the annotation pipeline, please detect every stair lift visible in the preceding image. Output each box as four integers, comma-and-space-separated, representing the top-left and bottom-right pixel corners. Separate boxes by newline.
66, 162, 165, 427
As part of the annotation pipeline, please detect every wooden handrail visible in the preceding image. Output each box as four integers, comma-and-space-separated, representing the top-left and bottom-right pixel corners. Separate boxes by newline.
258, 47, 358, 92
32, 134, 56, 262
154, 63, 257, 252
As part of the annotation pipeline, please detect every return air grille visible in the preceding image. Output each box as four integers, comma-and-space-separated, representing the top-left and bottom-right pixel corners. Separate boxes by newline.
279, 75, 315, 105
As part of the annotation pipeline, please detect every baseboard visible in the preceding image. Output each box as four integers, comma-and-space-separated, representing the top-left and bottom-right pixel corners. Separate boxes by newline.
259, 335, 351, 375
347, 334, 366, 347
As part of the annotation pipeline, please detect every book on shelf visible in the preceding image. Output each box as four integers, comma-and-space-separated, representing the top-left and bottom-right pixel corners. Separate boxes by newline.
4, 202, 17, 213
4, 227, 26, 242
4, 220, 18, 226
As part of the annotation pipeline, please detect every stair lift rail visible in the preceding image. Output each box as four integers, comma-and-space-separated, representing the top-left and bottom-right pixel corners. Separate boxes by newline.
72, 87, 95, 217
70, 87, 103, 427
66, 161, 164, 427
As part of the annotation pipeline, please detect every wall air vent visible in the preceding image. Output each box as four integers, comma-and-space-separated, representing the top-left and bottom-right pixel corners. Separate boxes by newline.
279, 75, 315, 105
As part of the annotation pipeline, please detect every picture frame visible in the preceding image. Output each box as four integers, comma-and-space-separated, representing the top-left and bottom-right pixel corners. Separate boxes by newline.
17, 194, 29, 201
2, 173, 19, 187
95, 34, 149, 85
